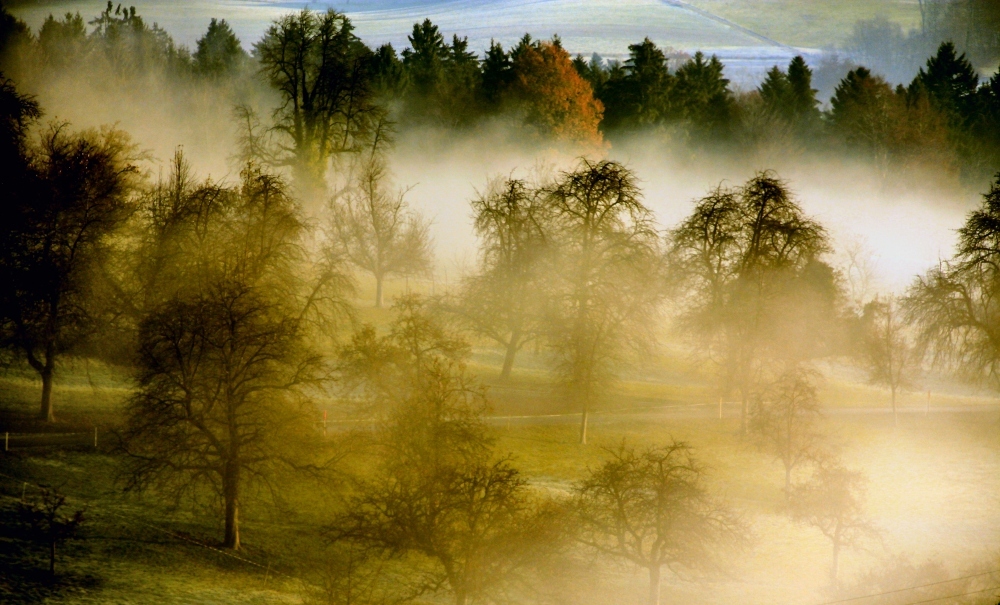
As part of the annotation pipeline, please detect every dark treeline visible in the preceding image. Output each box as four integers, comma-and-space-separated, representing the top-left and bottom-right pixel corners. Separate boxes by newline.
2, 2, 999, 187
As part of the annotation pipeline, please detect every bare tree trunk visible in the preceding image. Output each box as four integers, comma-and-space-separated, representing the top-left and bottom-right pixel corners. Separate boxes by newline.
49, 540, 56, 575
784, 464, 792, 500
647, 565, 661, 605
579, 407, 589, 445
223, 463, 240, 550
830, 540, 840, 584
500, 328, 521, 381
890, 385, 897, 429
740, 389, 749, 437
39, 362, 55, 423
375, 275, 384, 309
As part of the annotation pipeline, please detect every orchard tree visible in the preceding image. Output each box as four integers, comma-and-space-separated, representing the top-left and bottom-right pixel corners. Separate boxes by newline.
452, 177, 548, 379
749, 366, 826, 497
122, 283, 322, 550
575, 441, 748, 605
791, 461, 880, 583
332, 300, 562, 605
668, 172, 831, 435
859, 294, 918, 427
545, 160, 664, 444
256, 9, 382, 198
17, 485, 85, 576
336, 294, 469, 408
120, 165, 338, 550
0, 123, 141, 421
329, 138, 432, 308
907, 175, 1000, 390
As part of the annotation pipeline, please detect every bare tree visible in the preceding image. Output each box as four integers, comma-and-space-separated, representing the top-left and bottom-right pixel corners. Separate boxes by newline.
450, 177, 548, 380
17, 485, 85, 576
545, 159, 665, 444
120, 165, 339, 550
790, 461, 880, 584
336, 294, 468, 412
574, 440, 749, 605
0, 123, 141, 421
668, 172, 831, 435
841, 237, 879, 314
329, 144, 432, 308
859, 295, 918, 427
906, 176, 1000, 392
749, 366, 826, 498
256, 9, 383, 198
121, 282, 323, 550
332, 300, 563, 605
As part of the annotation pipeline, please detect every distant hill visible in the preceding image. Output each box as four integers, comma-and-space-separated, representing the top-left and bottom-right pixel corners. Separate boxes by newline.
10, 0, 920, 84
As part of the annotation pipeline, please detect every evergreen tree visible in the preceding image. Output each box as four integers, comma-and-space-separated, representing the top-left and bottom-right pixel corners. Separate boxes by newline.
759, 66, 792, 118
38, 13, 88, 69
442, 34, 481, 125
88, 2, 189, 76
914, 42, 980, 128
598, 40, 673, 132
673, 51, 733, 140
193, 18, 246, 77
0, 5, 33, 76
787, 56, 821, 126
402, 19, 448, 100
573, 52, 609, 96
481, 40, 512, 110
372, 43, 407, 99
973, 67, 1000, 172
758, 56, 819, 134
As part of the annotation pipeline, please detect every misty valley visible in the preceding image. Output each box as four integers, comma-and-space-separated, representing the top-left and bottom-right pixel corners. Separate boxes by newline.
0, 1, 998, 604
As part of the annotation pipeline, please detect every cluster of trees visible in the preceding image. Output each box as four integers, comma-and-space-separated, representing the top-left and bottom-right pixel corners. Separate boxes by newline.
844, 0, 999, 83
0, 66, 876, 597
1, 2, 246, 79
448, 160, 664, 443
3, 4, 998, 190
5, 2, 1000, 601
328, 298, 754, 605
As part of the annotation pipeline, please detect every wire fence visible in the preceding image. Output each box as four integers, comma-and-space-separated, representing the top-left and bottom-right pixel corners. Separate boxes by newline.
3, 428, 99, 452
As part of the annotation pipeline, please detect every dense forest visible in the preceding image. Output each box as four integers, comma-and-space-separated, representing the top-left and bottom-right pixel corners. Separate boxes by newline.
0, 2, 999, 605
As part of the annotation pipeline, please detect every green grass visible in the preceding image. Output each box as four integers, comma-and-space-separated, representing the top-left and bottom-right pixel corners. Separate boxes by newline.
687, 0, 923, 48
1, 348, 998, 604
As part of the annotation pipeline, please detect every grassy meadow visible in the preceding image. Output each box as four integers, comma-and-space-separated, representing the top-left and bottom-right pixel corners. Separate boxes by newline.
1, 298, 998, 605
687, 0, 923, 48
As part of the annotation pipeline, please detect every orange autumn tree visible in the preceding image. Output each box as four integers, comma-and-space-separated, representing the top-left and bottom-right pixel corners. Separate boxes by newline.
510, 38, 604, 148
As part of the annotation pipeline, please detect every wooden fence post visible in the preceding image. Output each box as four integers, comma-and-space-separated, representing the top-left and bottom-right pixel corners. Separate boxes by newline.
94, 427, 98, 449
